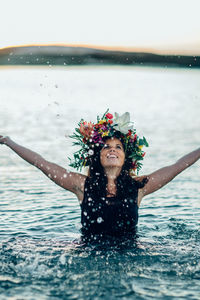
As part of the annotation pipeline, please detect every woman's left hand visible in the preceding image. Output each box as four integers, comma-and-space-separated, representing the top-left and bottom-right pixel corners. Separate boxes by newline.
0, 135, 10, 145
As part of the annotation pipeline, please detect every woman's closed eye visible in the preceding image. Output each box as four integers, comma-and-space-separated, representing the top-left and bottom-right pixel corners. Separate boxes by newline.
103, 144, 122, 150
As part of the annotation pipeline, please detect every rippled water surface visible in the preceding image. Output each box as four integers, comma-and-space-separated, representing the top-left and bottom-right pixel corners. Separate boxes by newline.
0, 66, 200, 299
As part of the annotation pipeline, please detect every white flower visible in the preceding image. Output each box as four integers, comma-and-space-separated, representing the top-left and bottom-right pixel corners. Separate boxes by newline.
113, 112, 133, 134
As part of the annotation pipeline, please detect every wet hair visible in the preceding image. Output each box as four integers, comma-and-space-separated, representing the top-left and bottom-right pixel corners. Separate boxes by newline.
87, 134, 148, 200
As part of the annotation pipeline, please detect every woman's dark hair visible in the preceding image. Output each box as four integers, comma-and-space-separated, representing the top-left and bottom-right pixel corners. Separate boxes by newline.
87, 134, 148, 200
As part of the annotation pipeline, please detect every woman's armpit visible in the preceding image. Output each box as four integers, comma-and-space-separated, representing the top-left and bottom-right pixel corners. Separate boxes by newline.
137, 188, 145, 207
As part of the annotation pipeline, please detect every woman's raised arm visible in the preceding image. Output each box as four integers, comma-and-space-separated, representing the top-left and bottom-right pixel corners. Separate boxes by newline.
0, 136, 86, 201
138, 147, 200, 201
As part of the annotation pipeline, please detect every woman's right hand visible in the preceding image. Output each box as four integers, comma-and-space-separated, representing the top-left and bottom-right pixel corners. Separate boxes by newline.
0, 135, 10, 145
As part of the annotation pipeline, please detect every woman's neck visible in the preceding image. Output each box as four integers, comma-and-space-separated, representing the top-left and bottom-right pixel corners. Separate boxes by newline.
106, 179, 117, 197
104, 166, 122, 181
104, 167, 122, 197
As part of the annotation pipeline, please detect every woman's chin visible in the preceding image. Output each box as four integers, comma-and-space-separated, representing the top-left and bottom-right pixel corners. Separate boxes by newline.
105, 162, 122, 168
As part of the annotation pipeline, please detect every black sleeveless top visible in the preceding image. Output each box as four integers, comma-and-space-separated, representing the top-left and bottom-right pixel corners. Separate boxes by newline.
80, 177, 139, 237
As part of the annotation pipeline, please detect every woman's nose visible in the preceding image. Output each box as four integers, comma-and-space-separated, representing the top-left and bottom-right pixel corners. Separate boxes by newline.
109, 147, 115, 152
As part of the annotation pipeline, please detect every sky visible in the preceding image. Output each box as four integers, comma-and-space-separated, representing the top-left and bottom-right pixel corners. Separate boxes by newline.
1, 0, 200, 54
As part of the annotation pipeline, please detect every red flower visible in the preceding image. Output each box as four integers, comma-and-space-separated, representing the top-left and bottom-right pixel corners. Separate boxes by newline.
106, 113, 113, 119
142, 152, 146, 157
131, 161, 137, 169
82, 137, 87, 143
108, 119, 113, 124
95, 123, 101, 129
127, 129, 132, 136
133, 134, 137, 142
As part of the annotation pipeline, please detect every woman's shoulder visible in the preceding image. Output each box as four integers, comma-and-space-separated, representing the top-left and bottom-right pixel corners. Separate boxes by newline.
68, 172, 88, 192
69, 172, 87, 181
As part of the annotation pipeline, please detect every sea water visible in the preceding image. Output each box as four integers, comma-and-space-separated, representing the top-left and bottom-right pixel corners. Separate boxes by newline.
0, 66, 200, 299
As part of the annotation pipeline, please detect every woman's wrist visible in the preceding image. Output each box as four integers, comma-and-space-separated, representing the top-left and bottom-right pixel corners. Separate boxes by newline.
2, 136, 11, 146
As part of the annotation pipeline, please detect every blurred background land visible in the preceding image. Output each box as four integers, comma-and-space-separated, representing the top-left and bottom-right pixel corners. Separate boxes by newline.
0, 45, 199, 68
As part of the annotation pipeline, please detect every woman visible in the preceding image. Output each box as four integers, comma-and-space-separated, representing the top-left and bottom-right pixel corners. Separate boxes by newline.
1, 111, 199, 238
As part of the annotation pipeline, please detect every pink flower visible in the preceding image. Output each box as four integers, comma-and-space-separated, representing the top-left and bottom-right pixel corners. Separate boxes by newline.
92, 131, 103, 143
79, 121, 94, 138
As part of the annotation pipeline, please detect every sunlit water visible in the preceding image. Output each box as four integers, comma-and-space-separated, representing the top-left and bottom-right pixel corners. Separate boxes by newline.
0, 66, 200, 300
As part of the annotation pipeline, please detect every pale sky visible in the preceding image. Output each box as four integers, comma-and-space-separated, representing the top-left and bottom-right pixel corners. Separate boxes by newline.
1, 0, 200, 54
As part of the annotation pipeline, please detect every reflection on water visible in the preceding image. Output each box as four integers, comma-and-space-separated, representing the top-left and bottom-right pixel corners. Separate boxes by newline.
0, 66, 200, 299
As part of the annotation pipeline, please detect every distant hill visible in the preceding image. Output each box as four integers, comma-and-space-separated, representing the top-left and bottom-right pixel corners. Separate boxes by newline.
0, 45, 199, 67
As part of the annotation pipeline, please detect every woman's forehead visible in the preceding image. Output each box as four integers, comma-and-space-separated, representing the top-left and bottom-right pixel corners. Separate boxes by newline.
104, 137, 123, 145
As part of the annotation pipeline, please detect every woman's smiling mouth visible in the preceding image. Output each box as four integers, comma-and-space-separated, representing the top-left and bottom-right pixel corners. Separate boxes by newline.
107, 154, 118, 159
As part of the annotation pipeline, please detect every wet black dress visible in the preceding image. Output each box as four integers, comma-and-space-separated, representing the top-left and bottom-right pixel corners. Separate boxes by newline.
80, 177, 139, 237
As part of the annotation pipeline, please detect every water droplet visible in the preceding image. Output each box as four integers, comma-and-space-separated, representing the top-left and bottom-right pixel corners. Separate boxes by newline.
88, 149, 94, 155
59, 254, 66, 265
97, 217, 103, 223
68, 257, 73, 264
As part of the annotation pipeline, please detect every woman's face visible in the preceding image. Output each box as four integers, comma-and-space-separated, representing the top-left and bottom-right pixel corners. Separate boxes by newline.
100, 138, 125, 169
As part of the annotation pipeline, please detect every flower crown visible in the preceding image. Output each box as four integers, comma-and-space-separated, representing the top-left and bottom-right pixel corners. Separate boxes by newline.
68, 110, 149, 174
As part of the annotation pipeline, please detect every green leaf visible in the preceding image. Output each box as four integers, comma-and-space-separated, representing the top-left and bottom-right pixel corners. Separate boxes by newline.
139, 139, 144, 146
102, 108, 109, 120
143, 136, 149, 147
